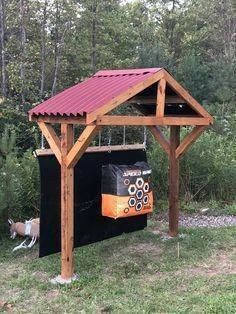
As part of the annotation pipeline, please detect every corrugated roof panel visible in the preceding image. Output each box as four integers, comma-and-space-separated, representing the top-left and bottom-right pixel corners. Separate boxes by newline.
29, 68, 162, 117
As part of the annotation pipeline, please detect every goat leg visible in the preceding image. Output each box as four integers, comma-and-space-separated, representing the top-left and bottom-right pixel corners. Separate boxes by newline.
12, 239, 28, 252
27, 235, 37, 248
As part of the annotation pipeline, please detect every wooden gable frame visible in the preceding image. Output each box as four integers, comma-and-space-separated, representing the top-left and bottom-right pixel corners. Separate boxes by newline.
30, 68, 213, 282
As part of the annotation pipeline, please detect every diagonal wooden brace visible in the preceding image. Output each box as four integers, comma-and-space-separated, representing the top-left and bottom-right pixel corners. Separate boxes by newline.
66, 125, 100, 168
38, 122, 61, 164
176, 125, 207, 159
149, 126, 170, 156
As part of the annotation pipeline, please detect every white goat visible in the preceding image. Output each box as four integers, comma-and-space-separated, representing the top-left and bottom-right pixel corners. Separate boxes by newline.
8, 218, 40, 252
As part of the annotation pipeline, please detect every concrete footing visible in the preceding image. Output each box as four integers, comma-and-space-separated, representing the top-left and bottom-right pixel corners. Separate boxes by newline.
50, 274, 78, 285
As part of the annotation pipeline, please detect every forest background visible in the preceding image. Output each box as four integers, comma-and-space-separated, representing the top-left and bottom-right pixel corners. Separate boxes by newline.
0, 0, 235, 234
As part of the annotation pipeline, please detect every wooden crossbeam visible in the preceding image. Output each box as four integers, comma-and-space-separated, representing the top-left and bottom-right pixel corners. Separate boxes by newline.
163, 70, 213, 123
176, 125, 207, 159
97, 115, 157, 125
128, 96, 186, 104
66, 125, 100, 168
96, 115, 211, 126
86, 70, 165, 124
149, 126, 170, 156
156, 78, 166, 118
37, 122, 61, 164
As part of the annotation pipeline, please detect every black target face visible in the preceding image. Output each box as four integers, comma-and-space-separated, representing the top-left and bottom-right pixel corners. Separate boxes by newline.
143, 195, 149, 204
128, 197, 136, 207
136, 189, 143, 200
128, 184, 137, 195
143, 182, 149, 193
136, 201, 143, 211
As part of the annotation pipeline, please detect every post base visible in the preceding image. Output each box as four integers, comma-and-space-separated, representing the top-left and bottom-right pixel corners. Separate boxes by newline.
50, 273, 78, 285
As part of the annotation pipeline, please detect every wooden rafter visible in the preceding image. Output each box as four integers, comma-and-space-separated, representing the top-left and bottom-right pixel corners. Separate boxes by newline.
37, 122, 61, 164
66, 125, 100, 168
156, 78, 166, 118
31, 115, 87, 125
163, 70, 213, 123
149, 126, 170, 156
176, 125, 207, 159
86, 70, 165, 124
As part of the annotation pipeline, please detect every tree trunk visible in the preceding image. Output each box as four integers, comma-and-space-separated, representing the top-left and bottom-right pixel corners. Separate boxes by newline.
40, 0, 47, 99
91, 0, 97, 74
0, 0, 7, 97
20, 0, 26, 107
51, 1, 68, 96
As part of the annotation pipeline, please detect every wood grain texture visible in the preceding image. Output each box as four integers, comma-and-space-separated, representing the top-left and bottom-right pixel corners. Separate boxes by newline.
169, 126, 180, 237
66, 125, 100, 168
96, 115, 210, 126
176, 125, 207, 159
37, 122, 61, 164
156, 78, 166, 118
61, 124, 74, 280
149, 126, 170, 156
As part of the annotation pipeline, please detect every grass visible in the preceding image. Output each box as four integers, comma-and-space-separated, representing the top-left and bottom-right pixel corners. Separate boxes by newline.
0, 219, 235, 313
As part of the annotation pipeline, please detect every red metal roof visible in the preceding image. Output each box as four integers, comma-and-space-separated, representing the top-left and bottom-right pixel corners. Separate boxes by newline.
29, 68, 162, 117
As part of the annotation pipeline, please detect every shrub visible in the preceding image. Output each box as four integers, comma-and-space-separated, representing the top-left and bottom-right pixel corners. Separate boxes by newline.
148, 127, 236, 203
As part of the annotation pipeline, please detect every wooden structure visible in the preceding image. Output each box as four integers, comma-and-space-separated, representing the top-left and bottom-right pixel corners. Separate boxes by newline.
29, 68, 213, 281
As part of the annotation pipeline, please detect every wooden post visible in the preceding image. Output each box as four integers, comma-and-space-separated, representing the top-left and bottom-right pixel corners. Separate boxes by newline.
61, 124, 74, 279
169, 126, 180, 236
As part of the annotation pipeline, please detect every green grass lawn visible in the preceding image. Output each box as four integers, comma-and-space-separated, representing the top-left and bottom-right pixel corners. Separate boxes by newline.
0, 220, 235, 313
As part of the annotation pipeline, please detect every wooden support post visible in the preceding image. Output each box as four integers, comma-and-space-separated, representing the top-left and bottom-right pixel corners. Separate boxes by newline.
169, 126, 180, 236
156, 78, 166, 118
61, 124, 74, 280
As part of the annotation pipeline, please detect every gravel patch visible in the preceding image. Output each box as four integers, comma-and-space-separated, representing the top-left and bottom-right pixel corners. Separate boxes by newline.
157, 213, 236, 228
179, 215, 236, 228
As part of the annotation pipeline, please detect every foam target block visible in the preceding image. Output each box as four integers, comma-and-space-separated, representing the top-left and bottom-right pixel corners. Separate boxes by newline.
102, 162, 153, 219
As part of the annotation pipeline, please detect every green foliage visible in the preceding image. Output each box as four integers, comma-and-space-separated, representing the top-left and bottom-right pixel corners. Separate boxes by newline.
148, 126, 236, 203
0, 127, 39, 235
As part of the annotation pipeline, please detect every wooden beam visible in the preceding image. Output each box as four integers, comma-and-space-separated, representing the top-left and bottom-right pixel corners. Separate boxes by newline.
86, 70, 165, 124
37, 122, 61, 164
31, 115, 87, 125
149, 126, 170, 156
96, 115, 157, 126
61, 124, 74, 280
128, 96, 186, 104
159, 117, 211, 125
35, 144, 146, 157
156, 78, 166, 118
163, 70, 213, 123
66, 125, 100, 168
96, 115, 211, 126
169, 126, 180, 237
176, 126, 207, 159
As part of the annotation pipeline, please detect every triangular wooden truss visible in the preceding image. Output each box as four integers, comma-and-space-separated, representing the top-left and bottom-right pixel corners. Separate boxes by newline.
31, 68, 213, 281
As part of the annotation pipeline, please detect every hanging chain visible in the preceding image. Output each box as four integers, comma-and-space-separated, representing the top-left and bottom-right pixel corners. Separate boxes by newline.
41, 132, 45, 149
98, 129, 101, 147
143, 126, 147, 150
123, 125, 126, 146
108, 128, 112, 152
